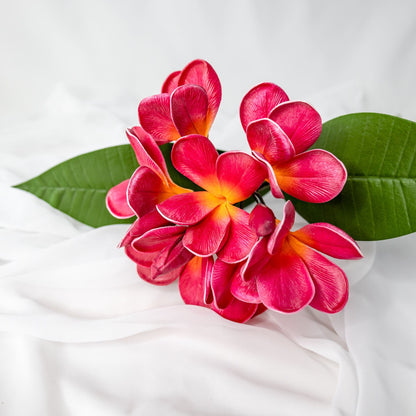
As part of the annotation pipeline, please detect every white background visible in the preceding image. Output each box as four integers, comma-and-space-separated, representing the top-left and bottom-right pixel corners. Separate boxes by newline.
1, 1, 415, 415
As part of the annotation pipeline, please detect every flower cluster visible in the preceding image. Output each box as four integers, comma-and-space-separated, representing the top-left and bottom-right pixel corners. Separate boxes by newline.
106, 59, 362, 323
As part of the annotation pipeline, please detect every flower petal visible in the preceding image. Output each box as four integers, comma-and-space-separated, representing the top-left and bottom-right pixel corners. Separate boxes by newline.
157, 191, 221, 225
253, 304, 268, 317
269, 101, 322, 154
242, 237, 269, 284
119, 210, 170, 247
125, 244, 156, 265
126, 126, 169, 179
132, 225, 187, 252
171, 135, 220, 193
171, 85, 209, 136
251, 151, 284, 198
137, 262, 180, 286
246, 118, 295, 164
128, 167, 178, 217
240, 82, 289, 131
267, 200, 295, 255
211, 260, 240, 309
183, 204, 230, 257
161, 70, 181, 94
217, 151, 267, 204
217, 205, 258, 263
179, 255, 258, 323
179, 256, 214, 306
138, 93, 180, 144
106, 179, 135, 219
230, 265, 261, 303
126, 239, 185, 285
151, 238, 194, 279
178, 59, 221, 131
292, 223, 363, 259
256, 242, 315, 313
215, 298, 258, 323
289, 236, 349, 313
275, 149, 347, 203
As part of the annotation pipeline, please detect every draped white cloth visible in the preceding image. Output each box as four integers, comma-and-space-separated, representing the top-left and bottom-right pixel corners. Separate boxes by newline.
1, 1, 415, 415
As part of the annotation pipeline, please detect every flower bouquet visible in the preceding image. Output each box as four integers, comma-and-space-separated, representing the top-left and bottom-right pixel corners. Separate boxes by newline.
15, 59, 416, 323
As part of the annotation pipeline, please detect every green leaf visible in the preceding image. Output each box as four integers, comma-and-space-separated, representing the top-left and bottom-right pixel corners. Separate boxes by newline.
15, 145, 139, 227
288, 113, 416, 241
14, 143, 203, 228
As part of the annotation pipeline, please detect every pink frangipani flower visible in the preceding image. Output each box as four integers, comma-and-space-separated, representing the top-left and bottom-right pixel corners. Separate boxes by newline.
157, 135, 267, 263
238, 201, 362, 314
106, 126, 193, 285
240, 83, 347, 203
138, 59, 222, 144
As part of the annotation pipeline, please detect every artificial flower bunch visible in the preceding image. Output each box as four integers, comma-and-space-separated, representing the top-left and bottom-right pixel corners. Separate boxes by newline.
106, 59, 363, 323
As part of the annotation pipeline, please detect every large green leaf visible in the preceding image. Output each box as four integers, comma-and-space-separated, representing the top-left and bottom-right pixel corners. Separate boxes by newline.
15, 145, 138, 227
288, 113, 416, 240
14, 143, 202, 228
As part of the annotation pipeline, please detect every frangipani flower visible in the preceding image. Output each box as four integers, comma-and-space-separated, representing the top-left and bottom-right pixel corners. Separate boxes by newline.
138, 59, 222, 144
179, 256, 262, 323
238, 201, 362, 313
106, 125, 191, 219
106, 126, 193, 285
157, 135, 267, 263
240, 83, 347, 203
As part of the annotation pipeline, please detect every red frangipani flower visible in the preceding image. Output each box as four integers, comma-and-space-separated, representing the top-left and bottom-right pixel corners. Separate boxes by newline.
240, 83, 347, 203
138, 59, 221, 144
237, 201, 363, 313
157, 135, 267, 263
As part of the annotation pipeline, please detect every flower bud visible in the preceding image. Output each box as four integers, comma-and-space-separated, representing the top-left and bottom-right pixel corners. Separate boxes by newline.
249, 204, 276, 236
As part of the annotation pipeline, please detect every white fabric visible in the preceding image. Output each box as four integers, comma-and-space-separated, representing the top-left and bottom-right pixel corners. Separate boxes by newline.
1, 1, 415, 415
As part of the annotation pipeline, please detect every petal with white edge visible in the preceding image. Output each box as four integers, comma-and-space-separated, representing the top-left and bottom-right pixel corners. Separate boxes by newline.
246, 118, 295, 164
171, 84, 209, 136
269, 101, 322, 154
240, 82, 289, 131
289, 236, 349, 313
275, 149, 347, 203
256, 243, 315, 313
157, 191, 221, 225
138, 93, 180, 143
182, 204, 230, 257
267, 201, 295, 255
171, 135, 220, 194
161, 70, 181, 94
292, 222, 363, 259
178, 59, 221, 130
217, 151, 267, 204
106, 179, 135, 218
217, 205, 258, 264
126, 126, 169, 179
